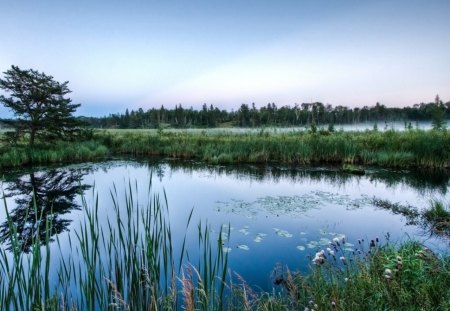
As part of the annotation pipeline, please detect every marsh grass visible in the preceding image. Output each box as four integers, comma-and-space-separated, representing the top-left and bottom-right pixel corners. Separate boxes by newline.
95, 129, 450, 169
1, 129, 450, 169
0, 140, 108, 169
0, 180, 229, 310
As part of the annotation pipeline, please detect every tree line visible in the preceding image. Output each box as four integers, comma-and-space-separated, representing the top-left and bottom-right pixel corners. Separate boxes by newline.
84, 97, 450, 129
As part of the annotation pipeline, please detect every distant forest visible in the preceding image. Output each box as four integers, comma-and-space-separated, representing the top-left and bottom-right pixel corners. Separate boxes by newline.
1, 97, 448, 130
82, 96, 449, 129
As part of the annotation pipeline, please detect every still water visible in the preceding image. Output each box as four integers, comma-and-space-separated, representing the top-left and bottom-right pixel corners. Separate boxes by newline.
1, 159, 449, 291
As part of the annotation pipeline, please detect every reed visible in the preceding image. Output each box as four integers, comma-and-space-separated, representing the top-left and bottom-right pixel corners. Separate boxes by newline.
0, 180, 229, 310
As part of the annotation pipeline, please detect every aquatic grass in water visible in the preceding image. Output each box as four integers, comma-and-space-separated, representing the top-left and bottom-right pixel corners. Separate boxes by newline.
0, 180, 229, 310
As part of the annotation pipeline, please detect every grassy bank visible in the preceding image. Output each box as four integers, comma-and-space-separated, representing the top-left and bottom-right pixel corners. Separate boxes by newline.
1, 128, 450, 170
0, 140, 108, 169
1, 184, 450, 310
95, 128, 450, 168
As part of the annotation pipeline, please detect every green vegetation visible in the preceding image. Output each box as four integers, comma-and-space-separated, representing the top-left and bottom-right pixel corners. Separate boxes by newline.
94, 128, 450, 168
0, 140, 108, 169
277, 240, 450, 311
1, 185, 450, 310
342, 163, 365, 175
423, 201, 450, 238
1, 128, 450, 170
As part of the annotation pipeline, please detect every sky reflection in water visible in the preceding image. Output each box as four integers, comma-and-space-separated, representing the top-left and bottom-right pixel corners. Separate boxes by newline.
1, 160, 449, 291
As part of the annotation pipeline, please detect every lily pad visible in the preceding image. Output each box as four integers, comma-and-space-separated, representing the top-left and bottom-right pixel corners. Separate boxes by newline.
274, 228, 293, 238
237, 244, 250, 251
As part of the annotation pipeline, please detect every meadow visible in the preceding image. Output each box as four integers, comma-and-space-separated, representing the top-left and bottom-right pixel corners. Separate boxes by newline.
1, 128, 450, 170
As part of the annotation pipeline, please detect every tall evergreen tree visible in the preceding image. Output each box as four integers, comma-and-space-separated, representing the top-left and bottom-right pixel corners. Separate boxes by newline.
0, 65, 84, 147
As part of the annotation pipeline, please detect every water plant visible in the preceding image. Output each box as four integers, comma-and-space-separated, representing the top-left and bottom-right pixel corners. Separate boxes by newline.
0, 180, 229, 310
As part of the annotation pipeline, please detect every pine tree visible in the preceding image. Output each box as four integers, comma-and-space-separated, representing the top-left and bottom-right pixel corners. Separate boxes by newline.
0, 65, 85, 147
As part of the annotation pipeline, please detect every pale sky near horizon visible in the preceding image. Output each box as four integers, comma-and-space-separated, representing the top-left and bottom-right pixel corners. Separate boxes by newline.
0, 0, 449, 117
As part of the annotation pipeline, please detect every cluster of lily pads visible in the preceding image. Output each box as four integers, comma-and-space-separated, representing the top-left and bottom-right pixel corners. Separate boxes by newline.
215, 191, 373, 218
216, 223, 358, 257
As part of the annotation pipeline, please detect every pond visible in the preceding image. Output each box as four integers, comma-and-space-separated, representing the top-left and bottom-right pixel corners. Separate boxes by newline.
1, 159, 449, 298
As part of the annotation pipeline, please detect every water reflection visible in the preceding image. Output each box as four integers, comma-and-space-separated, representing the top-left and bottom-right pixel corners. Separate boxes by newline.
141, 159, 450, 195
0, 169, 90, 253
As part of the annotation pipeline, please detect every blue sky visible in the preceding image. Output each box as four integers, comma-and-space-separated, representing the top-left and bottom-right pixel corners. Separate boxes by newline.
0, 0, 449, 117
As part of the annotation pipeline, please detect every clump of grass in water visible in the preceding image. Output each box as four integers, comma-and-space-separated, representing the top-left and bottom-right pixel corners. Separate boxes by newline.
423, 200, 450, 238
374, 198, 450, 240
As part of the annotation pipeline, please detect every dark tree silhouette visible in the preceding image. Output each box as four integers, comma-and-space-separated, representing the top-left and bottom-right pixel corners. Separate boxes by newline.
0, 169, 91, 253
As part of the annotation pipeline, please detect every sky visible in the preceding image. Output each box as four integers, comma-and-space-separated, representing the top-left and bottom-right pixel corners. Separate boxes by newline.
0, 0, 449, 117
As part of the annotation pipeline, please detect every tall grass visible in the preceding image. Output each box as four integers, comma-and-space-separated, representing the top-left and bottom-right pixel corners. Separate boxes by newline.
0, 140, 108, 169
1, 129, 449, 169
94, 129, 450, 169
0, 180, 229, 310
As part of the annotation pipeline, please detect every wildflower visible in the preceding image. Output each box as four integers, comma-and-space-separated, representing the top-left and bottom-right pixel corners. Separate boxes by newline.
396, 256, 403, 270
370, 239, 375, 247
340, 256, 347, 265
344, 277, 349, 282
358, 238, 362, 244
384, 268, 393, 280
331, 300, 337, 308
376, 236, 379, 243
327, 247, 335, 256
332, 237, 340, 246
312, 250, 326, 265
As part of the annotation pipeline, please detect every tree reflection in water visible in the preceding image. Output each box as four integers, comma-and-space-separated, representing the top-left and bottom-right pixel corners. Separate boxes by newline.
0, 169, 90, 253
